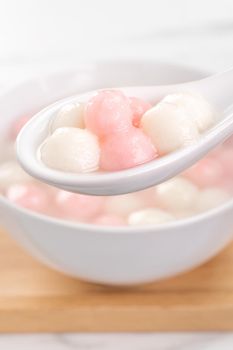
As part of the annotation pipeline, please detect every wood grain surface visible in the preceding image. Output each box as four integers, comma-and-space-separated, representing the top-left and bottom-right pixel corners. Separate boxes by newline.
0, 228, 233, 332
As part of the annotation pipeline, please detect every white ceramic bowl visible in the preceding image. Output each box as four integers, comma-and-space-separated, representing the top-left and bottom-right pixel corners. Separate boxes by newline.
0, 61, 233, 285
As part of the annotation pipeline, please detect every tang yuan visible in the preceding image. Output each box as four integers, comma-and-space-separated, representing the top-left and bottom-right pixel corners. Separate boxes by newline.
38, 89, 216, 174
105, 192, 147, 217
128, 208, 174, 226
85, 90, 132, 136
162, 93, 215, 132
40, 127, 100, 173
55, 190, 105, 221
6, 183, 52, 214
183, 157, 224, 188
129, 97, 152, 127
141, 98, 200, 155
92, 214, 126, 226
9, 115, 31, 140
100, 127, 157, 171
195, 188, 230, 213
219, 148, 233, 177
50, 102, 85, 132
154, 177, 199, 213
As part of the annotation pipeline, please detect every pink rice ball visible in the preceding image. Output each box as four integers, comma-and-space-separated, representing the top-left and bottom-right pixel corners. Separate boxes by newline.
85, 90, 133, 137
183, 157, 224, 188
92, 214, 126, 226
100, 127, 157, 171
55, 190, 105, 221
219, 148, 233, 176
9, 115, 31, 140
218, 148, 233, 190
129, 97, 152, 127
6, 183, 51, 214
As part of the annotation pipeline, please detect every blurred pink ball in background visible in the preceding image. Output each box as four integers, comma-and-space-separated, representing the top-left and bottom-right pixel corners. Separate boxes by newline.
9, 115, 31, 140
6, 183, 52, 214
92, 214, 126, 226
55, 190, 105, 221
183, 157, 224, 188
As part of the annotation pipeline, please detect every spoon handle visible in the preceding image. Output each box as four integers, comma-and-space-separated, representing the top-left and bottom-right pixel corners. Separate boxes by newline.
195, 67, 233, 110
121, 67, 233, 111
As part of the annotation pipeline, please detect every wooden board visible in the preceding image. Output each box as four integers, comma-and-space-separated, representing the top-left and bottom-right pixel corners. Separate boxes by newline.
1, 229, 233, 332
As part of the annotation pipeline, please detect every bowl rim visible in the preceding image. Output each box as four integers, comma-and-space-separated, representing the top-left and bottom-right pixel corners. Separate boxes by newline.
1, 61, 232, 235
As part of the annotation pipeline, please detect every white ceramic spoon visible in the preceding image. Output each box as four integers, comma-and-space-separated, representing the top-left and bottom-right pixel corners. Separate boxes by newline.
16, 68, 233, 195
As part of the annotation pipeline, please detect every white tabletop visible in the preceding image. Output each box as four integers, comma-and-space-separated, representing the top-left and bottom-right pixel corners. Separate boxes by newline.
1, 0, 233, 348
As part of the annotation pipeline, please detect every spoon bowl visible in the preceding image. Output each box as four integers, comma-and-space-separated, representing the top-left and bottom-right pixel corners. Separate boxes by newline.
16, 68, 233, 195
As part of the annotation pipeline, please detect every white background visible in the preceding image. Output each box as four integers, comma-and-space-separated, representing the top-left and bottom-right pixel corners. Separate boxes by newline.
0, 0, 233, 81
1, 0, 233, 348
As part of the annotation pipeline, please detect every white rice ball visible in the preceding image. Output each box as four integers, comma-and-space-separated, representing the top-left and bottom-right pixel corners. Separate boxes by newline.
163, 93, 215, 132
155, 176, 199, 213
105, 193, 145, 217
195, 187, 230, 212
50, 102, 85, 132
175, 210, 197, 220
128, 208, 174, 225
141, 99, 200, 155
40, 127, 100, 173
